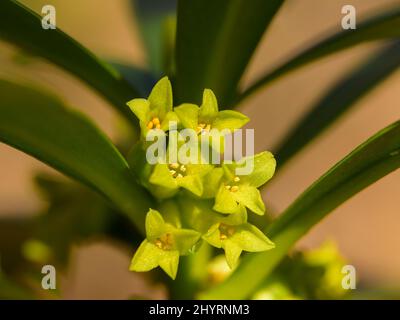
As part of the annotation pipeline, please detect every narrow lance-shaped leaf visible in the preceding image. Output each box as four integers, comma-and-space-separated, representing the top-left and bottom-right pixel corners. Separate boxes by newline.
238, 6, 400, 104
0, 0, 140, 126
0, 79, 151, 234
200, 120, 400, 299
130, 0, 177, 75
275, 40, 400, 167
175, 0, 284, 107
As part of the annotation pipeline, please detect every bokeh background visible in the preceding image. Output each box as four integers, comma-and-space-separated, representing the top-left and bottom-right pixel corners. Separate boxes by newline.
0, 0, 399, 298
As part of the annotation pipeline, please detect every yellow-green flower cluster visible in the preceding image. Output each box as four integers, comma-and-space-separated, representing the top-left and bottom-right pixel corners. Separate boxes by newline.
127, 77, 276, 279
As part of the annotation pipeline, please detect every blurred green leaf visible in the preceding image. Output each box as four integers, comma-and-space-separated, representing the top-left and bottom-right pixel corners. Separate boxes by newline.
275, 40, 400, 167
0, 273, 35, 300
131, 0, 177, 75
175, 0, 284, 107
0, 79, 151, 234
0, 0, 140, 126
201, 120, 400, 299
0, 217, 35, 273
238, 6, 400, 103
110, 61, 157, 97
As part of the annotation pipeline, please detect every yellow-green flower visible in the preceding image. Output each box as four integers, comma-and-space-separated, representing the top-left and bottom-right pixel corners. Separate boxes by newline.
127, 77, 177, 137
213, 152, 276, 215
130, 209, 201, 279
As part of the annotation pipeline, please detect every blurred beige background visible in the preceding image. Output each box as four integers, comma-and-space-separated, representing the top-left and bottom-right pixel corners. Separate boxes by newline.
0, 0, 399, 298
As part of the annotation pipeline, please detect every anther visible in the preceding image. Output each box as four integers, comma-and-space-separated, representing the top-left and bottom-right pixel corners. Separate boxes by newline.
234, 176, 240, 182
170, 163, 179, 169
231, 186, 239, 192
147, 121, 154, 129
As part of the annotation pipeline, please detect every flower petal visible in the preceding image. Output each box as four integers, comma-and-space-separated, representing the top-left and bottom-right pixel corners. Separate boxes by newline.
230, 223, 275, 252
148, 76, 173, 118
145, 209, 166, 240
174, 103, 199, 130
130, 240, 163, 272
177, 174, 203, 196
212, 110, 249, 130
161, 111, 180, 131
201, 167, 224, 198
222, 240, 242, 269
213, 184, 239, 214
199, 89, 218, 120
149, 163, 178, 189
158, 250, 180, 280
126, 98, 150, 123
232, 184, 265, 215
248, 152, 276, 187
202, 223, 223, 248
173, 228, 201, 255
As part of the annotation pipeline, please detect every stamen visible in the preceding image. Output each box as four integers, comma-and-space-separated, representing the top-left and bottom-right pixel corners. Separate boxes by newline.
147, 117, 161, 130
170, 163, 179, 169
155, 239, 163, 249
219, 224, 235, 240
154, 233, 174, 250
147, 121, 154, 129
225, 185, 231, 190
234, 176, 240, 182
231, 186, 239, 192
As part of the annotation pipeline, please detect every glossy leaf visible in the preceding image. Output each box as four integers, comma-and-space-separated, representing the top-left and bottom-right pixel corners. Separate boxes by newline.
175, 0, 284, 107
0, 79, 151, 233
0, 0, 140, 125
238, 6, 400, 104
130, 0, 177, 75
275, 40, 400, 167
201, 120, 400, 299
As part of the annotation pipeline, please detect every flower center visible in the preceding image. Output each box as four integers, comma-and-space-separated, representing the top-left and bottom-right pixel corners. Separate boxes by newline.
225, 176, 240, 192
154, 233, 174, 250
168, 162, 186, 179
197, 122, 211, 134
147, 117, 161, 129
219, 224, 235, 240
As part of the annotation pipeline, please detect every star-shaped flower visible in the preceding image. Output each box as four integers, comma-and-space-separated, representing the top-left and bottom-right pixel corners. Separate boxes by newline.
213, 151, 276, 215
127, 76, 177, 137
179, 198, 274, 269
204, 220, 275, 268
174, 89, 249, 134
149, 160, 213, 198
130, 209, 201, 279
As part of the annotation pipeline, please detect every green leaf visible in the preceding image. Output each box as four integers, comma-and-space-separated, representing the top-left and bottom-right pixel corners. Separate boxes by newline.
110, 61, 157, 97
238, 6, 400, 103
130, 0, 177, 75
0, 0, 140, 125
175, 0, 284, 107
200, 120, 400, 299
0, 79, 151, 234
275, 40, 400, 167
